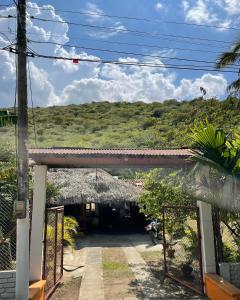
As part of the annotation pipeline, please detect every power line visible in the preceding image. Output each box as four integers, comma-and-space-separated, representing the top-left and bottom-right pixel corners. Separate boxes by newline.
0, 29, 228, 55
28, 39, 239, 69
0, 14, 233, 49
1, 3, 240, 31
29, 16, 234, 46
5, 47, 238, 73
26, 32, 227, 55
25, 4, 240, 31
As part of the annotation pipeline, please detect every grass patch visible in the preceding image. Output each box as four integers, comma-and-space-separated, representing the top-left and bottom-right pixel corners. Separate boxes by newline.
102, 247, 138, 299
102, 248, 133, 278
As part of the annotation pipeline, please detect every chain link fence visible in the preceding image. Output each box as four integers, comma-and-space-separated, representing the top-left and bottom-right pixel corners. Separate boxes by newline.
0, 189, 16, 271
163, 205, 204, 295
43, 207, 64, 299
213, 208, 240, 267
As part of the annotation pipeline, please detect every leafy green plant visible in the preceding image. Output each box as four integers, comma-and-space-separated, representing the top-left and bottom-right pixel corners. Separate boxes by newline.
138, 169, 195, 221
191, 121, 240, 175
46, 216, 78, 247
64, 216, 78, 247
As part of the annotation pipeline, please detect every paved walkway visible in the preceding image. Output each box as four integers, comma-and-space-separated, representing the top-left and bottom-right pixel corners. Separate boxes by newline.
123, 245, 165, 299
62, 234, 206, 300
78, 246, 104, 300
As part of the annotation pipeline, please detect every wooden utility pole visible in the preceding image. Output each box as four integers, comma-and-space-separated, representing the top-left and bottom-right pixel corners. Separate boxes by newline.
16, 0, 29, 298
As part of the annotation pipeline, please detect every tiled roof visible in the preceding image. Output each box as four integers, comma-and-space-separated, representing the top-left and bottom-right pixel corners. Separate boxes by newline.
29, 148, 191, 157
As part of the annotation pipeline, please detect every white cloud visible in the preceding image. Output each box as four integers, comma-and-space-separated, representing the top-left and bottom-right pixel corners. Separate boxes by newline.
155, 2, 164, 12
60, 62, 227, 105
175, 73, 227, 99
87, 22, 127, 39
182, 0, 190, 12
83, 2, 127, 39
183, 0, 219, 25
224, 0, 240, 15
83, 2, 106, 24
28, 62, 59, 106
182, 0, 240, 28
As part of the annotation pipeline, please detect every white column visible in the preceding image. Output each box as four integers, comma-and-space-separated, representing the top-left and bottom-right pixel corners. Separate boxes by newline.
197, 200, 216, 274
16, 207, 29, 300
30, 165, 47, 281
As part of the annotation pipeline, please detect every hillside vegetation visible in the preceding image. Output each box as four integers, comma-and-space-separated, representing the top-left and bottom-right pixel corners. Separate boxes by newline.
1, 97, 240, 148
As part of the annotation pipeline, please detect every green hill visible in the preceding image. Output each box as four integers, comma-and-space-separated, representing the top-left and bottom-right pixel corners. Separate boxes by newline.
1, 97, 240, 148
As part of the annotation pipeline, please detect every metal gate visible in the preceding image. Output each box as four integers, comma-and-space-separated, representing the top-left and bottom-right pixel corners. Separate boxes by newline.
43, 206, 64, 299
162, 205, 204, 295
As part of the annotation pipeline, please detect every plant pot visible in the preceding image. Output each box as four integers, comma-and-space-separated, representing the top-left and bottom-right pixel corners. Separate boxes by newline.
181, 263, 193, 278
167, 248, 175, 258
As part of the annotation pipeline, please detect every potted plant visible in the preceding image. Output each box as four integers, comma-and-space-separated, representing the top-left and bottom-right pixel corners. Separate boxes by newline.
166, 240, 178, 258
181, 256, 194, 278
167, 244, 175, 258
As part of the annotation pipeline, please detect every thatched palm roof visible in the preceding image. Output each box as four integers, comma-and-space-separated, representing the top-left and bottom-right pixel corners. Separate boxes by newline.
47, 168, 141, 206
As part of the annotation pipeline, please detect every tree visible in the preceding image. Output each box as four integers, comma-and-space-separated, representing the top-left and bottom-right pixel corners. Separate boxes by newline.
191, 122, 240, 263
216, 40, 240, 94
191, 121, 240, 176
138, 169, 195, 220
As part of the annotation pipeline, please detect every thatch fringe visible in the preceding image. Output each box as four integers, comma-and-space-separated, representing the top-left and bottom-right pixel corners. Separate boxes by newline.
47, 168, 141, 205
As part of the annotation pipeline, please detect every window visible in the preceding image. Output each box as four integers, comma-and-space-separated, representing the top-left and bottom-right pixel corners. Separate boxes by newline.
85, 203, 96, 212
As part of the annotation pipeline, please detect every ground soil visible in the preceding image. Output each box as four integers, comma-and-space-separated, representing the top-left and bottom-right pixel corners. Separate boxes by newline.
49, 277, 81, 300
102, 247, 139, 300
140, 250, 164, 279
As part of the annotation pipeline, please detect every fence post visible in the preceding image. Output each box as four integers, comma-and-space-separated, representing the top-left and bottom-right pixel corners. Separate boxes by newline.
30, 165, 47, 281
197, 201, 216, 275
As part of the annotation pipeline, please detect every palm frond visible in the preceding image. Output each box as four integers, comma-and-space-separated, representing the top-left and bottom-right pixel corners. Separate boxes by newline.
231, 41, 240, 53
216, 52, 240, 69
227, 79, 240, 93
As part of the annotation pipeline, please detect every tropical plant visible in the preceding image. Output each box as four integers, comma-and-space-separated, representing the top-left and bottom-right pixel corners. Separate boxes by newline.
138, 169, 195, 221
191, 121, 240, 176
64, 216, 78, 246
138, 169, 196, 242
191, 122, 240, 262
216, 40, 240, 94
46, 216, 78, 247
46, 181, 60, 203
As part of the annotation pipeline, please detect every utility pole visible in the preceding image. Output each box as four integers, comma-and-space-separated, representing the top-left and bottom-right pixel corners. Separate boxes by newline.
16, 0, 29, 299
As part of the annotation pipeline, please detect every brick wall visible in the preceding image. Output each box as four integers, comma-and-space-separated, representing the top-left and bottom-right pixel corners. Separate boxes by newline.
0, 270, 16, 299
220, 263, 240, 288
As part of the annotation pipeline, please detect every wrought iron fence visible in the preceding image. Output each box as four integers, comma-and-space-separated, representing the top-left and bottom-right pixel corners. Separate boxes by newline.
43, 206, 64, 299
162, 205, 204, 295
0, 192, 16, 271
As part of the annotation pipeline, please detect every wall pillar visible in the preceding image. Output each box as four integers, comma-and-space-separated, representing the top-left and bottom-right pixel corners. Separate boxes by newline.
30, 165, 47, 281
197, 200, 216, 274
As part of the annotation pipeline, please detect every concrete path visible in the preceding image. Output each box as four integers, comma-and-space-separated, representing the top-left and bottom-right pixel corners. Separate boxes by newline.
123, 244, 166, 299
61, 234, 205, 300
78, 246, 104, 300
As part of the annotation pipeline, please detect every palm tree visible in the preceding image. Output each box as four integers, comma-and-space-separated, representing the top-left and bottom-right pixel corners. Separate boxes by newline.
191, 122, 240, 176
216, 40, 240, 94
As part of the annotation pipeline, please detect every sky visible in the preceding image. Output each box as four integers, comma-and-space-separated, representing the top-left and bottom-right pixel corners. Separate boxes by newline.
0, 0, 239, 107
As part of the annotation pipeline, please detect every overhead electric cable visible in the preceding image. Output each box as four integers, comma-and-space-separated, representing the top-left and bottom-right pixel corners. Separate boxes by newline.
29, 16, 234, 46
0, 29, 229, 55
25, 4, 240, 31
4, 47, 237, 73
28, 39, 239, 68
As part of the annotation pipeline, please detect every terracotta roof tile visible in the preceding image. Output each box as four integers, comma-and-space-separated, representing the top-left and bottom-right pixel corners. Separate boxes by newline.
29, 148, 191, 157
